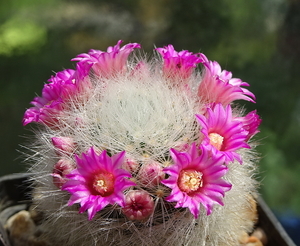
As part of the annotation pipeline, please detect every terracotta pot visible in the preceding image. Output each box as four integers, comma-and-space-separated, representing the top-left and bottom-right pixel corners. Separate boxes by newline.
0, 173, 296, 246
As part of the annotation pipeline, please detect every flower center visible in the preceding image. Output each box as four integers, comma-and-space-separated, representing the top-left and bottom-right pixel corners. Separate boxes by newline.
178, 169, 203, 194
208, 132, 224, 150
92, 172, 115, 196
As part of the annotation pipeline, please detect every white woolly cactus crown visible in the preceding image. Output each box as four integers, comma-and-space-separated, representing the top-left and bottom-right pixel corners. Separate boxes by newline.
23, 40, 261, 246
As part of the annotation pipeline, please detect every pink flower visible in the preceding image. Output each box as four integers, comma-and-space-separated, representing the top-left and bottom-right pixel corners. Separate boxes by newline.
62, 147, 136, 220
161, 144, 231, 218
122, 190, 154, 221
122, 157, 139, 174
72, 40, 141, 78
23, 76, 68, 126
156, 45, 203, 81
52, 158, 76, 188
196, 104, 250, 164
137, 161, 165, 187
197, 54, 255, 105
47, 69, 78, 98
52, 137, 76, 155
23, 66, 91, 126
235, 110, 261, 141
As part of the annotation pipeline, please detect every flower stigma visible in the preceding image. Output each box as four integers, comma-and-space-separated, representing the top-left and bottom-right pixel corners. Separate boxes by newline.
92, 172, 115, 196
178, 169, 203, 194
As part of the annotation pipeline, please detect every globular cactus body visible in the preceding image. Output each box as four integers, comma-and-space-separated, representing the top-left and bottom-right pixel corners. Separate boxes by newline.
23, 41, 261, 246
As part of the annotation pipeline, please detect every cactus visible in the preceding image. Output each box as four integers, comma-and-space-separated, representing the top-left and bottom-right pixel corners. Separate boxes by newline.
23, 40, 261, 246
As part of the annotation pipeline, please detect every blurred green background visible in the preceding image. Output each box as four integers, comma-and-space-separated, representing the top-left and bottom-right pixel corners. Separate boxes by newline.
1, 0, 300, 222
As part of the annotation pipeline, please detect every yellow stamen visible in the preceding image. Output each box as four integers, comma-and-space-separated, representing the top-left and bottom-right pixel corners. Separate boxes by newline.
208, 132, 224, 150
178, 169, 203, 194
92, 173, 115, 196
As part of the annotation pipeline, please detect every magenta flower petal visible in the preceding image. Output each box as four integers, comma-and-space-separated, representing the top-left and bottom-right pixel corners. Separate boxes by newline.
156, 44, 203, 81
161, 144, 231, 218
72, 40, 141, 78
235, 110, 262, 141
62, 147, 136, 220
23, 90, 64, 126
198, 54, 255, 105
196, 104, 250, 164
23, 67, 91, 126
